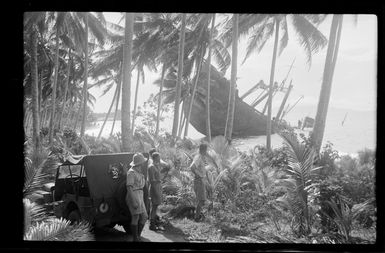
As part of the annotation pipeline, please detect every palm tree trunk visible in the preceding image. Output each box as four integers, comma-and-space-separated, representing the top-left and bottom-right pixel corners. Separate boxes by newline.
41, 105, 46, 128
155, 64, 166, 139
311, 15, 343, 153
179, 109, 187, 136
130, 67, 141, 137
224, 14, 239, 142
206, 14, 215, 143
110, 75, 122, 136
31, 27, 40, 150
178, 98, 191, 138
48, 24, 60, 144
266, 18, 280, 151
38, 70, 42, 123
58, 49, 71, 131
74, 98, 82, 131
121, 12, 134, 151
98, 83, 119, 139
80, 13, 89, 137
172, 13, 187, 138
184, 48, 204, 138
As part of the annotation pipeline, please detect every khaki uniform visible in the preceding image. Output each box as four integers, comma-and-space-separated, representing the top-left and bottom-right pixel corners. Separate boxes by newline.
126, 167, 147, 216
148, 161, 169, 205
191, 154, 212, 202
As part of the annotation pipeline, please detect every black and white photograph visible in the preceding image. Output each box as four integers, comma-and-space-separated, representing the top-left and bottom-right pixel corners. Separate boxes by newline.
22, 11, 378, 248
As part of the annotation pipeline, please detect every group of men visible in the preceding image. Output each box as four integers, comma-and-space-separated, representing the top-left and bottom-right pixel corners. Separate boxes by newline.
125, 143, 213, 242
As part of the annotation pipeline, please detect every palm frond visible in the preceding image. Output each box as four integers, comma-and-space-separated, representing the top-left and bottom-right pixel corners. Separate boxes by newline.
24, 198, 47, 232
290, 14, 328, 67
24, 218, 94, 241
279, 16, 289, 56
87, 13, 108, 46
243, 20, 275, 64
24, 148, 55, 198
212, 39, 231, 73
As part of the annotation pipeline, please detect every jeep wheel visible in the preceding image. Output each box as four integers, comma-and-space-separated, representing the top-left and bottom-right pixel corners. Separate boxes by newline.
122, 224, 132, 235
105, 223, 116, 229
68, 210, 81, 224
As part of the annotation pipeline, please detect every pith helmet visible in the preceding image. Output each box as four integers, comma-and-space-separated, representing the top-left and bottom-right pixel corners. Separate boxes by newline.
130, 153, 146, 167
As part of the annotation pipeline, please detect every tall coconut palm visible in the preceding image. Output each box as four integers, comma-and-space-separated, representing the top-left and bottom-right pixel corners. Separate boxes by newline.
77, 12, 107, 137
183, 13, 219, 139
80, 13, 89, 137
172, 13, 187, 138
24, 11, 55, 148
155, 64, 167, 139
183, 47, 204, 138
151, 14, 230, 139
221, 14, 327, 149
311, 15, 344, 153
57, 48, 71, 130
266, 18, 280, 152
121, 12, 135, 151
206, 14, 216, 142
224, 14, 239, 142
30, 25, 41, 150
97, 82, 119, 139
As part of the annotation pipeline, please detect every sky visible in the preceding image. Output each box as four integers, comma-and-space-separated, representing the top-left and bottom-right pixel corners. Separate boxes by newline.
89, 13, 377, 116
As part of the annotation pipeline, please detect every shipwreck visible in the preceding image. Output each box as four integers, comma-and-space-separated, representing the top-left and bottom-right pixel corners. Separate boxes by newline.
182, 61, 293, 138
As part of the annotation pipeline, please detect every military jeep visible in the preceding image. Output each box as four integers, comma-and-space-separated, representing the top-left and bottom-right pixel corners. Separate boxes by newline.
45, 152, 149, 233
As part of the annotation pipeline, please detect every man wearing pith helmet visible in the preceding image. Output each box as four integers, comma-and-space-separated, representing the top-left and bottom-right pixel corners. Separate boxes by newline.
126, 153, 148, 242
189, 142, 213, 222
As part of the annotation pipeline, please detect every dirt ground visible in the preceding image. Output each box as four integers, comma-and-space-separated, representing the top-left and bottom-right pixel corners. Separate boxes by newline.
93, 222, 187, 242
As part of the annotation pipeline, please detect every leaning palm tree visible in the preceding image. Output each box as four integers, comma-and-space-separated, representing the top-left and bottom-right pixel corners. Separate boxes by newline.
224, 14, 239, 142
152, 14, 231, 140
172, 13, 187, 139
221, 14, 327, 150
79, 12, 108, 137
311, 15, 344, 153
206, 14, 216, 142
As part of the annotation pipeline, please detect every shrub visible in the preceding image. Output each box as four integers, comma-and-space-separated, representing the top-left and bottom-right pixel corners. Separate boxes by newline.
357, 148, 375, 166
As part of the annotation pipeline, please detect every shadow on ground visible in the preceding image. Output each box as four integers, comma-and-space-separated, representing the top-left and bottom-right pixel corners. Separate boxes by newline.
92, 222, 187, 242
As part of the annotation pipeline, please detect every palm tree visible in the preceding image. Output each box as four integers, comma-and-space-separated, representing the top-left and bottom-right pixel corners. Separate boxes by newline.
80, 13, 89, 137
97, 82, 119, 139
48, 14, 63, 144
278, 131, 322, 235
110, 70, 122, 136
311, 15, 344, 153
79, 12, 108, 137
206, 14, 216, 142
221, 14, 327, 149
151, 14, 230, 140
30, 23, 41, 150
121, 12, 134, 151
172, 13, 187, 139
24, 12, 53, 148
224, 14, 239, 142
183, 13, 217, 139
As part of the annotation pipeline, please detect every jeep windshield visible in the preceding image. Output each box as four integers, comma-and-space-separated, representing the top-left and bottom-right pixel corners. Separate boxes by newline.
58, 165, 84, 179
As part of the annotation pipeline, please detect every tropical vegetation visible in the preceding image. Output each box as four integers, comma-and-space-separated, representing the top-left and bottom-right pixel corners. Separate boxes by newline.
23, 12, 375, 243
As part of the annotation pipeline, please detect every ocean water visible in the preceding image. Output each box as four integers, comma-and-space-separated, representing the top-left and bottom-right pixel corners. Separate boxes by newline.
86, 107, 376, 156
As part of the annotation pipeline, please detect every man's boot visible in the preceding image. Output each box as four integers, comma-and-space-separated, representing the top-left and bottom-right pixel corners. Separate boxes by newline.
138, 223, 145, 240
130, 225, 139, 242
155, 215, 162, 226
149, 219, 158, 231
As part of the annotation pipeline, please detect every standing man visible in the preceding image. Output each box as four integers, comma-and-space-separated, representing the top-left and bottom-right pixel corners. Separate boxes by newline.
126, 153, 148, 242
189, 143, 212, 222
148, 152, 170, 231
